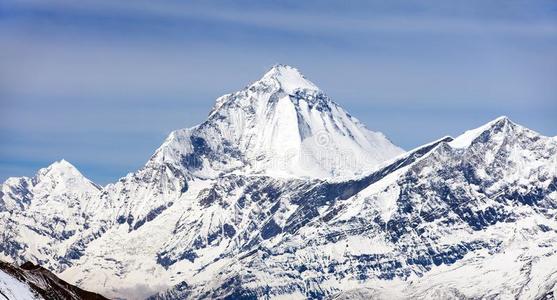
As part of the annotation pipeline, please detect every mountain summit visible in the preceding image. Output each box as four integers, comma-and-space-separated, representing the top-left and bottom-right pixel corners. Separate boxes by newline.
258, 64, 318, 93
153, 64, 403, 179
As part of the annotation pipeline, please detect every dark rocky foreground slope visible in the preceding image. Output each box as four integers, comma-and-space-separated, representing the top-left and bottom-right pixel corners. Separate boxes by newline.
0, 261, 108, 300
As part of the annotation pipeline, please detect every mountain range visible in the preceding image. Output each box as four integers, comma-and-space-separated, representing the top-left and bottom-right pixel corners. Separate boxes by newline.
1, 65, 556, 299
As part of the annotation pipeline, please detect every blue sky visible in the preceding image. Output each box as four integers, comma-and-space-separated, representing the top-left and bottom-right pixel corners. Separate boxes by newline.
1, 0, 556, 185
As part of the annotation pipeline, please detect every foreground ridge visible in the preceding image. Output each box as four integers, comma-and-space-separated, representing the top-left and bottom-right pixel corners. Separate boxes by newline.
0, 260, 108, 300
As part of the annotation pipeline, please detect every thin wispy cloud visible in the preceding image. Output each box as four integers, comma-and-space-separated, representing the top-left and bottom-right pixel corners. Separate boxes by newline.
5, 0, 557, 37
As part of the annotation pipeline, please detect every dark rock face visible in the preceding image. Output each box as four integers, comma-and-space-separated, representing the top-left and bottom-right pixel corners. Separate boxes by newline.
133, 202, 174, 231
261, 219, 282, 240
0, 260, 108, 300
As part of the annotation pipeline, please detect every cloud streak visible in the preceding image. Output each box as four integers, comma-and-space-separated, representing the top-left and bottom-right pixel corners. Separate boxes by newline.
6, 0, 557, 38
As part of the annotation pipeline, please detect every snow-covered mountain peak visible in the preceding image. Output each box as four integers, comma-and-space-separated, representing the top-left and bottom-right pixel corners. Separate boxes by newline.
32, 159, 99, 192
152, 64, 404, 179
258, 64, 319, 94
1, 159, 99, 203
448, 116, 524, 149
0, 160, 101, 269
37, 159, 81, 178
0, 160, 100, 214
209, 64, 319, 118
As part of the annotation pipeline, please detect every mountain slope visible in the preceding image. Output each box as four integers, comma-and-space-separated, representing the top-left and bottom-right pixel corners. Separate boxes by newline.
59, 136, 440, 299
148, 117, 557, 299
